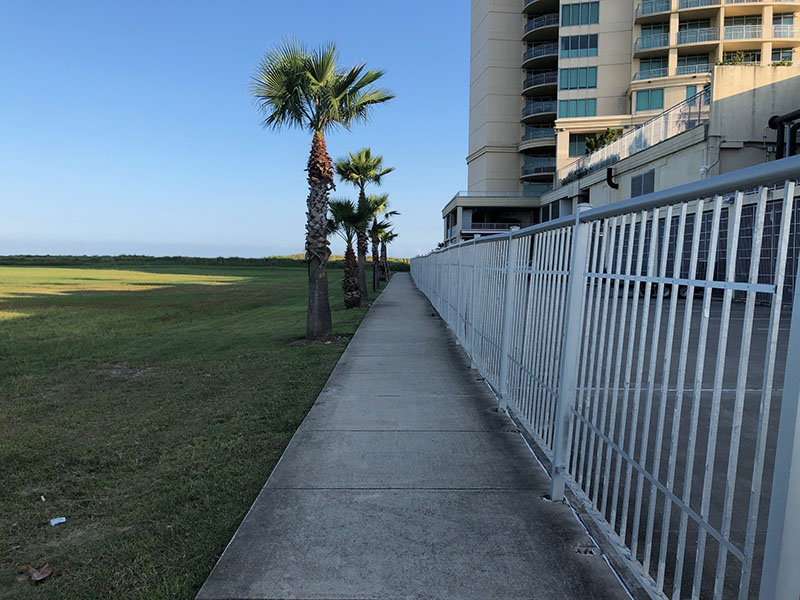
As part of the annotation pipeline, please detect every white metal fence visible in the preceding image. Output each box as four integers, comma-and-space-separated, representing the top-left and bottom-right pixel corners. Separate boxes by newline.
411, 156, 800, 600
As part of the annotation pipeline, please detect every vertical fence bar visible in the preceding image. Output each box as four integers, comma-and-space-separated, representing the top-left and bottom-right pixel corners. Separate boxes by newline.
498, 230, 520, 411
758, 182, 800, 600
552, 208, 591, 501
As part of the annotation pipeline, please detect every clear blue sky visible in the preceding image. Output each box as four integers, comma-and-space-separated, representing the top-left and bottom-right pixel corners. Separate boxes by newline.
0, 1, 469, 258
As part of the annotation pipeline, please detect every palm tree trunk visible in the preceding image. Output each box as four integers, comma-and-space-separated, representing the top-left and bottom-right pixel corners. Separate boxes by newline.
305, 131, 334, 340
371, 222, 379, 292
379, 240, 388, 281
342, 241, 360, 309
356, 230, 368, 304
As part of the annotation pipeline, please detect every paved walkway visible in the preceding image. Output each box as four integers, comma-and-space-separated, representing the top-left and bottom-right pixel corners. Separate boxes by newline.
197, 274, 629, 600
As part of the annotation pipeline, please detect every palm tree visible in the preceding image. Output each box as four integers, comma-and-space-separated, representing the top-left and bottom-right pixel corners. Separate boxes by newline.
250, 40, 393, 340
334, 149, 394, 301
328, 198, 372, 308
367, 193, 400, 291
379, 229, 398, 281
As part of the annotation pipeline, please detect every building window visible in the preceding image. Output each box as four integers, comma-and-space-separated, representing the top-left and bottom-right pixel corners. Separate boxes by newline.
631, 169, 655, 198
523, 181, 553, 196
773, 48, 793, 62
639, 57, 668, 77
677, 54, 710, 74
724, 15, 762, 26
559, 67, 598, 89
559, 98, 597, 118
561, 1, 599, 26
568, 133, 593, 156
723, 50, 761, 63
773, 13, 794, 25
560, 34, 599, 58
636, 88, 664, 111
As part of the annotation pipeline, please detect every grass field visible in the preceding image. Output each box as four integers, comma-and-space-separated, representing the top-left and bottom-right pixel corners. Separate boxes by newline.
0, 263, 382, 599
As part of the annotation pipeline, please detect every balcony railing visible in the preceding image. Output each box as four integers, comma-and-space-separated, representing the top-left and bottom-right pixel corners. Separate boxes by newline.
522, 101, 557, 118
558, 87, 710, 184
773, 24, 800, 38
522, 161, 557, 176
636, 0, 671, 17
522, 126, 556, 141
463, 222, 531, 232
724, 24, 763, 39
679, 0, 717, 8
524, 13, 559, 34
676, 63, 712, 74
724, 0, 762, 3
678, 27, 720, 44
635, 32, 670, 51
523, 42, 559, 62
634, 67, 669, 79
523, 71, 558, 89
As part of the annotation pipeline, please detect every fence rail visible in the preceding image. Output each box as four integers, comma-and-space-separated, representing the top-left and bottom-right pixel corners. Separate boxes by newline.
411, 156, 800, 600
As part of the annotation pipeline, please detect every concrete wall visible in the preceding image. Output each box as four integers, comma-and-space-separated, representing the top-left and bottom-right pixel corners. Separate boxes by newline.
468, 0, 523, 192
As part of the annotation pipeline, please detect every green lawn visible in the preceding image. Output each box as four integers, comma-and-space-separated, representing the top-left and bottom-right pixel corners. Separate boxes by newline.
0, 264, 381, 599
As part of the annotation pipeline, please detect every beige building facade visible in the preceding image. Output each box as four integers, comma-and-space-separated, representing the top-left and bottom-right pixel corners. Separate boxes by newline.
444, 0, 800, 244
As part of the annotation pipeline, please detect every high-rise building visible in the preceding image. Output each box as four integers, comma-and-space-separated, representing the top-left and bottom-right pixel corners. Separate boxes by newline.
442, 0, 799, 244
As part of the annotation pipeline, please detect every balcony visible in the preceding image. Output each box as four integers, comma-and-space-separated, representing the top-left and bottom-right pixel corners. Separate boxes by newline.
724, 24, 762, 39
558, 87, 710, 185
724, 0, 763, 3
634, 67, 669, 79
523, 13, 559, 41
678, 27, 720, 44
522, 42, 559, 67
676, 63, 713, 74
773, 24, 800, 39
523, 71, 558, 93
521, 126, 555, 142
679, 0, 718, 7
523, 0, 559, 13
521, 100, 557, 122
636, 0, 671, 21
463, 222, 531, 233
521, 159, 557, 178
635, 33, 671, 55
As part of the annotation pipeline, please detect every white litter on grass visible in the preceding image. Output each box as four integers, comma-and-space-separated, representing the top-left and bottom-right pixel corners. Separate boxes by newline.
49, 517, 66, 527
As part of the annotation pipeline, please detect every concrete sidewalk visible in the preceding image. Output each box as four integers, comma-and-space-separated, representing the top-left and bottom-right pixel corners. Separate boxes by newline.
197, 274, 629, 600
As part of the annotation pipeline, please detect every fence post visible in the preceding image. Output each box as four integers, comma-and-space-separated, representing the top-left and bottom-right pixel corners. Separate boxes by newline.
498, 227, 520, 412
550, 205, 591, 501
469, 236, 480, 369
759, 256, 800, 600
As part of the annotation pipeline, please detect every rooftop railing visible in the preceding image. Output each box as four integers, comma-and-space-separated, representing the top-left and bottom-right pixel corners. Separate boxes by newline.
558, 87, 710, 185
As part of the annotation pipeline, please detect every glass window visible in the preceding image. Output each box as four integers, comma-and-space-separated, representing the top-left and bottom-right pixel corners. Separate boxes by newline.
686, 84, 697, 105
631, 170, 656, 197
774, 13, 794, 24
559, 98, 597, 118
772, 48, 793, 62
560, 34, 598, 57
559, 67, 598, 89
636, 88, 664, 111
561, 1, 600, 25
523, 181, 553, 197
569, 133, 593, 156
725, 15, 762, 26
723, 50, 761, 63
